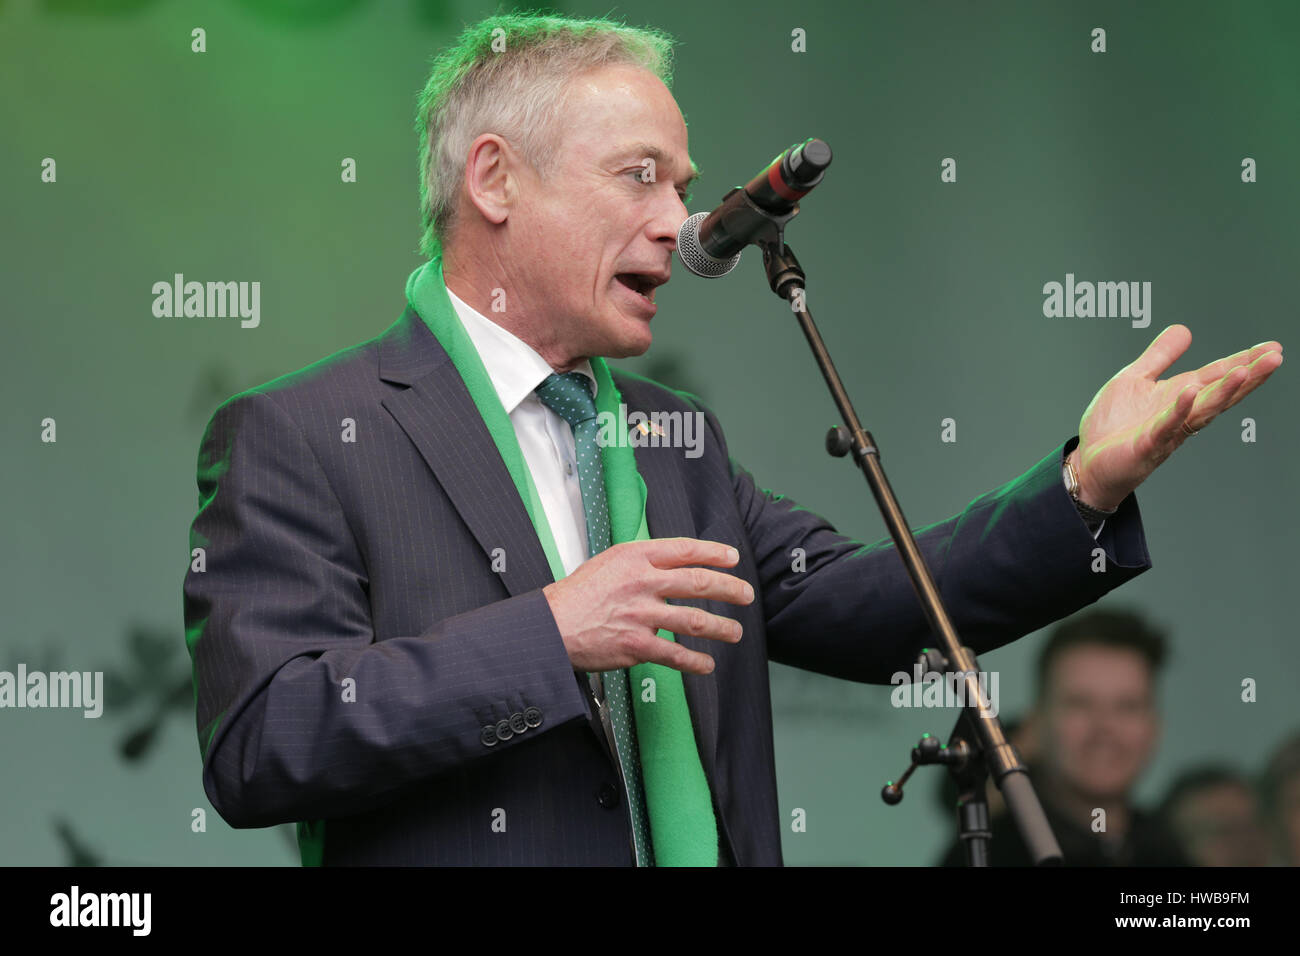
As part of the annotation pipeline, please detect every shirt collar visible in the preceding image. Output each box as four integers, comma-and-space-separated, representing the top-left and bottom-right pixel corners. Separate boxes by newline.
444, 285, 597, 414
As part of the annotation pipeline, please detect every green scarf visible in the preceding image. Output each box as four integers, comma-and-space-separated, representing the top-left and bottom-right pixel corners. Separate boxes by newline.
405, 255, 718, 866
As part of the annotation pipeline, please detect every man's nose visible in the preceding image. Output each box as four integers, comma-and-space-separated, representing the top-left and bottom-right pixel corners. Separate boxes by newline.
650, 190, 690, 249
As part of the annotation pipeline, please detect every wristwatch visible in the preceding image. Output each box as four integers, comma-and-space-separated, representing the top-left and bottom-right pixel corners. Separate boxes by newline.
1063, 455, 1118, 526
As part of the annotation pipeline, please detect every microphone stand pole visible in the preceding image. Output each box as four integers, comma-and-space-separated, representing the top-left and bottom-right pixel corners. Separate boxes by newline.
740, 201, 1062, 866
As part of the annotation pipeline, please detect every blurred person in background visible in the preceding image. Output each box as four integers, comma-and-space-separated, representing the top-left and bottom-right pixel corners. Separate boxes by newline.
942, 608, 1187, 865
1158, 766, 1268, 866
1259, 732, 1300, 866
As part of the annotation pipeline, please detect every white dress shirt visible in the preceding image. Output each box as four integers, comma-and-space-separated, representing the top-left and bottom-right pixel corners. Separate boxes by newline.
445, 286, 596, 576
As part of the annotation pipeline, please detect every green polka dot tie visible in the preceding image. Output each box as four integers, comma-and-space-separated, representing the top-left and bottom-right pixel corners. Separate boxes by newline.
535, 370, 654, 866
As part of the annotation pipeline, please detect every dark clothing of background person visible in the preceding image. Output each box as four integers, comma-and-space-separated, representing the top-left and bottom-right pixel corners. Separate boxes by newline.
939, 780, 1191, 866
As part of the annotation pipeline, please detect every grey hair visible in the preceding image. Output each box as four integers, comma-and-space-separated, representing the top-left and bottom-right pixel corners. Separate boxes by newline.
414, 13, 675, 259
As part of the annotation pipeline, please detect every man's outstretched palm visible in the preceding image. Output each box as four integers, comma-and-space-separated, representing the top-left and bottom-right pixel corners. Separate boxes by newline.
1070, 325, 1283, 512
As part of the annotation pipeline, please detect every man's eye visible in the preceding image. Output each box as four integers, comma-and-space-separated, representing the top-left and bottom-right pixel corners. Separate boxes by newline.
623, 168, 688, 202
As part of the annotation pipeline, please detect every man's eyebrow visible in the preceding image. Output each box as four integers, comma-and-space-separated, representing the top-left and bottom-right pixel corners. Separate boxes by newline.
612, 143, 700, 188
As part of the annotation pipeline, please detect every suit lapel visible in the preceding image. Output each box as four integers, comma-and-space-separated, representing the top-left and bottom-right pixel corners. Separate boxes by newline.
378, 306, 618, 766
377, 306, 554, 600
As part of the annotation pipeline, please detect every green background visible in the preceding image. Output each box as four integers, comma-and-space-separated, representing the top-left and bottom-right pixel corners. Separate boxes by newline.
1, 0, 1295, 865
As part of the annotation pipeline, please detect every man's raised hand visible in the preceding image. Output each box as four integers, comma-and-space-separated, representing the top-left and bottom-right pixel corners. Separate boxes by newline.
1069, 324, 1283, 511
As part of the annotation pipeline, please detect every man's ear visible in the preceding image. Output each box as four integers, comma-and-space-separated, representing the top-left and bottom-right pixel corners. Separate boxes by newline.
461, 133, 517, 226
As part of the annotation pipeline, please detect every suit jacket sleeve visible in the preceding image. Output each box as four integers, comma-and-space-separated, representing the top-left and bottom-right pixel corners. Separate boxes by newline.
684, 395, 1152, 683
183, 390, 590, 829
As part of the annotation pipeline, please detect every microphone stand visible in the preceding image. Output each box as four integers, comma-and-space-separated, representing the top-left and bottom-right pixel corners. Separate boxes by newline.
736, 194, 1062, 866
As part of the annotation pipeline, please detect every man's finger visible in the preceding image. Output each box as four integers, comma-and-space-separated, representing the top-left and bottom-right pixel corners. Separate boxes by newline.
1130, 324, 1193, 380
1188, 341, 1283, 389
652, 566, 754, 606
640, 536, 740, 570
1188, 349, 1281, 429
657, 602, 744, 644
1217, 349, 1284, 410
1153, 383, 1200, 446
635, 634, 716, 674
1191, 364, 1249, 425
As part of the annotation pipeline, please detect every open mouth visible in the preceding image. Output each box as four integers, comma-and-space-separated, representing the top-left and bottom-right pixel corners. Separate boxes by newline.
615, 272, 665, 306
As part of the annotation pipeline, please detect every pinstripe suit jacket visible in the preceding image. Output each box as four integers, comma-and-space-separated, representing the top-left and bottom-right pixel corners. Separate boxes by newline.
183, 303, 1152, 865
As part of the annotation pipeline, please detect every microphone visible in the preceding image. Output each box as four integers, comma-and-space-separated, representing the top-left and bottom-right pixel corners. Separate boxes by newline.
677, 138, 832, 278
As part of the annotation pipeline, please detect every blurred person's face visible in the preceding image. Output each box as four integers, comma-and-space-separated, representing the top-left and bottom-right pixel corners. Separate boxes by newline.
1170, 782, 1268, 867
1272, 773, 1300, 865
468, 63, 694, 366
1037, 644, 1159, 802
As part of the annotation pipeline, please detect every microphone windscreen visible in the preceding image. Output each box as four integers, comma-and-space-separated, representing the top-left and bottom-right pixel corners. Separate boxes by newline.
676, 211, 742, 278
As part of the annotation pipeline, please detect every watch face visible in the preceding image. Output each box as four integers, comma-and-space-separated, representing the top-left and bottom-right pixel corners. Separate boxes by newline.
1062, 462, 1077, 496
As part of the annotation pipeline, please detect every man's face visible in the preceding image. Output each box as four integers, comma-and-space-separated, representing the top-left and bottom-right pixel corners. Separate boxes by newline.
503, 64, 695, 365
1170, 782, 1268, 867
1273, 773, 1300, 865
1037, 644, 1159, 802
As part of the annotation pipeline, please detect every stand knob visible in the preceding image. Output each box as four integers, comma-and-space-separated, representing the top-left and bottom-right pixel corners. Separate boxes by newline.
825, 426, 851, 457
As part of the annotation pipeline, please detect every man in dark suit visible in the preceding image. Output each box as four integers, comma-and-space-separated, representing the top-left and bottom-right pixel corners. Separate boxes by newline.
182, 13, 1282, 866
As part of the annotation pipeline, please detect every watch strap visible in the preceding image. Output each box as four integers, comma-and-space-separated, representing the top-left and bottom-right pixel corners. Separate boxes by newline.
1063, 452, 1118, 526
1075, 497, 1117, 525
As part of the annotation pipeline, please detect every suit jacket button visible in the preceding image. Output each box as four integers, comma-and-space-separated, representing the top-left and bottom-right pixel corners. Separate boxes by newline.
495, 718, 514, 741
597, 782, 620, 809
523, 706, 543, 728
509, 711, 528, 734
480, 724, 498, 747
